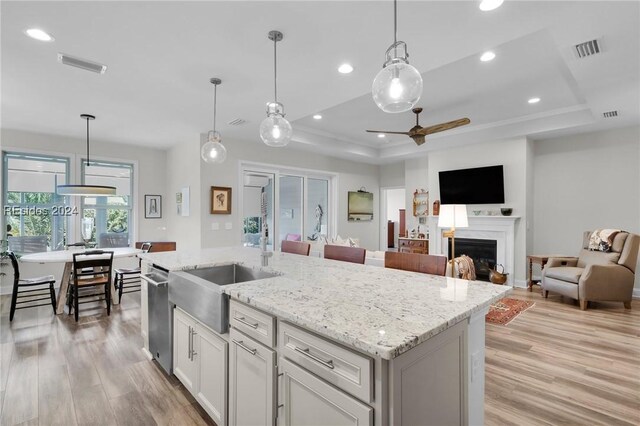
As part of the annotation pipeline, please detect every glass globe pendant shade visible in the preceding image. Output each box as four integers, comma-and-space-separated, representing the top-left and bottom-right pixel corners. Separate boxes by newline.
259, 102, 292, 147
372, 40, 423, 113
372, 60, 423, 113
201, 131, 227, 164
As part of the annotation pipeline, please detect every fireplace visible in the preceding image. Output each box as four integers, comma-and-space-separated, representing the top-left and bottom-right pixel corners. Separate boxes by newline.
448, 238, 497, 282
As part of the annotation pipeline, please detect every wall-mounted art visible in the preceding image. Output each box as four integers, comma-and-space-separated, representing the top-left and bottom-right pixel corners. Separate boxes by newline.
348, 190, 373, 221
144, 195, 162, 219
211, 186, 232, 214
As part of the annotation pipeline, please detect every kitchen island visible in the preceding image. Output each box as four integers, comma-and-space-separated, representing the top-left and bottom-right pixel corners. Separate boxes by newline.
140, 247, 510, 426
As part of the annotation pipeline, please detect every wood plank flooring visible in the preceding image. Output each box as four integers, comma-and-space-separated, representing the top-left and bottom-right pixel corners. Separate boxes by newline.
0, 293, 214, 426
485, 289, 640, 426
1, 288, 638, 425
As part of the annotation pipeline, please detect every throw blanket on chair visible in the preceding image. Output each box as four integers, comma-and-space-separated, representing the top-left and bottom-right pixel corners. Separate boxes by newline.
588, 229, 621, 252
455, 255, 476, 280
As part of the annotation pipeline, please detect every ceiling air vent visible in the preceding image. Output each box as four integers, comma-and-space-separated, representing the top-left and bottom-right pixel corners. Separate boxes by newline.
57, 53, 107, 74
574, 38, 602, 59
603, 110, 618, 118
228, 118, 247, 126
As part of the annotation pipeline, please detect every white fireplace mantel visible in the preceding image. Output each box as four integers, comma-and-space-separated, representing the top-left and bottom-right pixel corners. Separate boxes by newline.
428, 216, 520, 285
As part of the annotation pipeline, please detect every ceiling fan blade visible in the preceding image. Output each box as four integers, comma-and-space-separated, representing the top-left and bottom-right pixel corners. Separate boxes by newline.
365, 130, 411, 135
417, 118, 471, 136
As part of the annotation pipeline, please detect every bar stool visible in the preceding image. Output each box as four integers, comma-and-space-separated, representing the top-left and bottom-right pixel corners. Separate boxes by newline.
114, 242, 152, 303
323, 245, 366, 264
68, 250, 114, 321
7, 251, 56, 321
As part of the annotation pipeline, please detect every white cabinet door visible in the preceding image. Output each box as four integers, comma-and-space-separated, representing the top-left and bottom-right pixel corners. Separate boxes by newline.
173, 308, 197, 394
280, 357, 373, 426
229, 328, 276, 426
195, 323, 228, 426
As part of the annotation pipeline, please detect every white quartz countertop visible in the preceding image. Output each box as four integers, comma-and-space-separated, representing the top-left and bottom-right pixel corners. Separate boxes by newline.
140, 247, 511, 359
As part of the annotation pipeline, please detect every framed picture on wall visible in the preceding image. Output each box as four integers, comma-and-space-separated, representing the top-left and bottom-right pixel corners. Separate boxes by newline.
211, 186, 232, 214
348, 190, 373, 221
144, 195, 162, 219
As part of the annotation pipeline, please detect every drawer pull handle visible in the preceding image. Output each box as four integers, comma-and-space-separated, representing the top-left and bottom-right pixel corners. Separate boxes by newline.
234, 316, 259, 329
294, 347, 334, 369
232, 339, 257, 355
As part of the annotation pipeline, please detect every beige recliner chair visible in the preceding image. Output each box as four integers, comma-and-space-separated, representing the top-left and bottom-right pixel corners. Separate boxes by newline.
541, 231, 639, 310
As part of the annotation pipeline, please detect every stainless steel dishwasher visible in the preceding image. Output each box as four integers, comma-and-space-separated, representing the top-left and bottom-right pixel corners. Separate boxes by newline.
141, 264, 172, 375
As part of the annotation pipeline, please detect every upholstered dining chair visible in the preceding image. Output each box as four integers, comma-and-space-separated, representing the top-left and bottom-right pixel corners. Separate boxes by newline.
541, 231, 639, 310
324, 245, 366, 264
281, 240, 311, 256
385, 252, 448, 276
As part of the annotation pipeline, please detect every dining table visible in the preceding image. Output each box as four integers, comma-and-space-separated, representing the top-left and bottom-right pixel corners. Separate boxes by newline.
20, 247, 143, 314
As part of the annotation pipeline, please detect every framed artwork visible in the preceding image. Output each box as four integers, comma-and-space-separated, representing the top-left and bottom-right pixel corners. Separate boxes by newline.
211, 186, 232, 214
144, 195, 162, 219
348, 191, 373, 221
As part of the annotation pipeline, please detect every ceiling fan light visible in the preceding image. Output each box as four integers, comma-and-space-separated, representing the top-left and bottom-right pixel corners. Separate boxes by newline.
372, 61, 423, 113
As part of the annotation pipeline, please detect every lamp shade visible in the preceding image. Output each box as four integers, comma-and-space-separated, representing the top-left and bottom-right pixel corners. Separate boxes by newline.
437, 205, 469, 228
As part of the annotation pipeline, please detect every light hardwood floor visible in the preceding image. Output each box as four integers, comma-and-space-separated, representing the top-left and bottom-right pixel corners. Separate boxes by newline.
1, 288, 638, 425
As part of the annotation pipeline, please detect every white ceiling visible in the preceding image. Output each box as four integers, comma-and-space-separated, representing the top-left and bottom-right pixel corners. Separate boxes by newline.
2, 1, 638, 165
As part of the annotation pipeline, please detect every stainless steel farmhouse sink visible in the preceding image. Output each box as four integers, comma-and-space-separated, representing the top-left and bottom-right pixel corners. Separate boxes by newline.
168, 264, 278, 333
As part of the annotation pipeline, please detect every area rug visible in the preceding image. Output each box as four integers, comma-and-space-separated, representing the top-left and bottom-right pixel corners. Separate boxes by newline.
485, 298, 535, 325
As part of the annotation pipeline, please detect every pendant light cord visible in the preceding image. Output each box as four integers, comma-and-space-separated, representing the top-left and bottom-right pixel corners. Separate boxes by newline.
85, 117, 90, 167
393, 0, 398, 45
273, 36, 278, 103
213, 83, 217, 132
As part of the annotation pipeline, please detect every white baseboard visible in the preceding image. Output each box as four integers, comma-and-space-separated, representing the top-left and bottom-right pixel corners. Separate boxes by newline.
633, 289, 640, 300
512, 279, 528, 289
141, 347, 153, 361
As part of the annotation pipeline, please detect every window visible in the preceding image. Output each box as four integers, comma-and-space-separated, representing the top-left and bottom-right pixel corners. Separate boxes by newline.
2, 152, 70, 254
81, 161, 133, 248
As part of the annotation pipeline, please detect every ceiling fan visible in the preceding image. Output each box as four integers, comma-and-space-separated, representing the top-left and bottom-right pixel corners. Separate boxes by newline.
366, 108, 470, 146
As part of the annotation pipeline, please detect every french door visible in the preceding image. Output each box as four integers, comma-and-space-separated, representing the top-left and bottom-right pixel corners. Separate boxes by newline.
241, 164, 333, 251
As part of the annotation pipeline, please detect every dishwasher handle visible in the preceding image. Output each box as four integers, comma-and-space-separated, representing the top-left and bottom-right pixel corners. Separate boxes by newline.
141, 274, 168, 288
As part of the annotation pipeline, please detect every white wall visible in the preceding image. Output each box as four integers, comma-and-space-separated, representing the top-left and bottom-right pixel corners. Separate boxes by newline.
0, 128, 168, 293
427, 137, 529, 283
380, 162, 405, 188
533, 126, 640, 289
197, 136, 381, 251
165, 135, 202, 250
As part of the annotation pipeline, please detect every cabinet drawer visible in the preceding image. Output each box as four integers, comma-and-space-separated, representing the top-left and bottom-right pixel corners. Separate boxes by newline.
229, 300, 276, 348
278, 321, 373, 403
279, 357, 372, 426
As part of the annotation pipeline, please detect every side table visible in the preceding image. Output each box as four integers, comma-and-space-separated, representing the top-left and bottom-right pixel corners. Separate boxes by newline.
527, 254, 574, 292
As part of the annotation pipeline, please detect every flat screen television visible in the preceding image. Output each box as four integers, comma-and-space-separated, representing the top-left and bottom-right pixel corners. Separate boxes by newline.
439, 165, 505, 204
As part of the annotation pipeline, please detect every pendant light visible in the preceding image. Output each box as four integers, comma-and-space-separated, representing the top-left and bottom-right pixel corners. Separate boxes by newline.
372, 0, 423, 113
201, 78, 227, 163
260, 30, 292, 147
56, 114, 116, 196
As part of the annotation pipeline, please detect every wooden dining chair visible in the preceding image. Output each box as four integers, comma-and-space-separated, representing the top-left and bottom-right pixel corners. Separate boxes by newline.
68, 250, 114, 321
324, 245, 366, 264
281, 240, 311, 256
385, 251, 448, 276
114, 242, 152, 303
7, 251, 56, 321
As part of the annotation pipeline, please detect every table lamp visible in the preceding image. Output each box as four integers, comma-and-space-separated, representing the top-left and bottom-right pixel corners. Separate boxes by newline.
438, 205, 469, 277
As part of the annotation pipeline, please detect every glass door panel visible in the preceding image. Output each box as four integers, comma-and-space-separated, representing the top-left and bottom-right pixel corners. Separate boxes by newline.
306, 178, 329, 241
243, 172, 274, 249
279, 175, 303, 247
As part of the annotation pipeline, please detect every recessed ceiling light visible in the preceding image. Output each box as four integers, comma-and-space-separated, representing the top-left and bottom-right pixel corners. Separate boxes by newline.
480, 51, 496, 62
25, 28, 54, 42
338, 63, 354, 74
378, 134, 386, 138
313, 114, 322, 120
479, 0, 504, 12
528, 97, 541, 104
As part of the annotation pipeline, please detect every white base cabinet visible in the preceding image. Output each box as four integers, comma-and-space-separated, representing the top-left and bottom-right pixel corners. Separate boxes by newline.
229, 327, 276, 426
173, 308, 228, 426
279, 357, 373, 426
